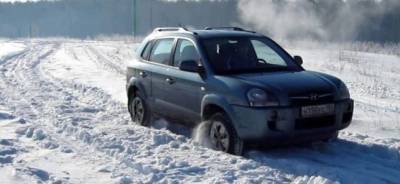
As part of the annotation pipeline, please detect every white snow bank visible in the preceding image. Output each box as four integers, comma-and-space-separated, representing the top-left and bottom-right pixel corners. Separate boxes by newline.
0, 39, 399, 183
0, 42, 25, 60
0, 105, 115, 184
41, 42, 135, 104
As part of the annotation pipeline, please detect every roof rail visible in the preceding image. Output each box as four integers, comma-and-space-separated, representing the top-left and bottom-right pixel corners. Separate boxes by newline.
205, 27, 243, 31
153, 27, 189, 33
204, 27, 256, 33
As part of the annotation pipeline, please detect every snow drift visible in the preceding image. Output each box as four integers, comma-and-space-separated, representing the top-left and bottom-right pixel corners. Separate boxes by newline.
0, 39, 399, 183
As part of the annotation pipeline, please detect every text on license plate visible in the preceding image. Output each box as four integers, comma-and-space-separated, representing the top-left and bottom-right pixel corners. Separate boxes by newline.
301, 104, 335, 118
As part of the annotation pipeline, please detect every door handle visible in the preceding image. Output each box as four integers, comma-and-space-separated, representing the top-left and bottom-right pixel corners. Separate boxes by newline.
165, 77, 175, 84
139, 71, 147, 78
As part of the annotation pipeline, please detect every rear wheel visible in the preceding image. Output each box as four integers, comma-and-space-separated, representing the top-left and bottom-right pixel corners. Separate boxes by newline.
129, 91, 151, 126
208, 113, 243, 155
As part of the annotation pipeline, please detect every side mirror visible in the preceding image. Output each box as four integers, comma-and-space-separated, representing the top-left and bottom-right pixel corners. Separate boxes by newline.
293, 55, 303, 66
179, 60, 204, 73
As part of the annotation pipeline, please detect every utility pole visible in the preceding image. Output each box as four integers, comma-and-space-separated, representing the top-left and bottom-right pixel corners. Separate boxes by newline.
150, 0, 153, 30
133, 0, 137, 38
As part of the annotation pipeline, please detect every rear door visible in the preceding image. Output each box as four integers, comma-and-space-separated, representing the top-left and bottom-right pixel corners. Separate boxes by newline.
137, 41, 153, 98
147, 38, 177, 117
127, 40, 153, 102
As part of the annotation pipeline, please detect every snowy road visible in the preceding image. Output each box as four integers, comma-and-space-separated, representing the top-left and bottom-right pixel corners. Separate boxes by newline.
0, 39, 399, 184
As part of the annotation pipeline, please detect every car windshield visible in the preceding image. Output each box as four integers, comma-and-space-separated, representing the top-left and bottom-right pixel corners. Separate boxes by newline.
202, 37, 302, 74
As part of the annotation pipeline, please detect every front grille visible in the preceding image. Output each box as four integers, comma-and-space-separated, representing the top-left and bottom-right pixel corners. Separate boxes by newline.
290, 93, 334, 106
295, 115, 335, 130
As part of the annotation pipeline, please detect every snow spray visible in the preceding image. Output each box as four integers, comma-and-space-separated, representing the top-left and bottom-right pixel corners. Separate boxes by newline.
192, 121, 213, 149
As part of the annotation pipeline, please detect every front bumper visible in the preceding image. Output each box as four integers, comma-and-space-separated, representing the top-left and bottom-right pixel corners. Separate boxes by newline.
230, 99, 354, 143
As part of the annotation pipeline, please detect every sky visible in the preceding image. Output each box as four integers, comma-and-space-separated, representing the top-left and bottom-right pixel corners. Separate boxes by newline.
0, 0, 399, 42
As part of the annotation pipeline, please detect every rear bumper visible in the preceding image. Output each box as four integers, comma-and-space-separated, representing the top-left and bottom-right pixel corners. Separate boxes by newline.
230, 99, 354, 143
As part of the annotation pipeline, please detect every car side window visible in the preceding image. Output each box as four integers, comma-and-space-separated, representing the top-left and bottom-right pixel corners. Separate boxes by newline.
141, 41, 153, 60
149, 38, 174, 65
173, 39, 200, 67
251, 40, 287, 66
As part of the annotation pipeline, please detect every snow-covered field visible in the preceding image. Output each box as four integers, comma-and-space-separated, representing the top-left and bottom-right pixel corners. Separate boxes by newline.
0, 39, 399, 184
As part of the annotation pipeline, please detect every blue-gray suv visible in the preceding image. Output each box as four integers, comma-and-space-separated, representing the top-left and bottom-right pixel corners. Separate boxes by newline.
126, 27, 354, 155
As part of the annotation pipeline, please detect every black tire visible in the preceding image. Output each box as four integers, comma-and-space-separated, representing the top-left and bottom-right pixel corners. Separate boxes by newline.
208, 112, 244, 155
129, 91, 151, 126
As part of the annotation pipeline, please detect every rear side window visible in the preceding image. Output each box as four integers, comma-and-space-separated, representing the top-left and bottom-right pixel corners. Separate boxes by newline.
149, 39, 174, 65
173, 39, 200, 67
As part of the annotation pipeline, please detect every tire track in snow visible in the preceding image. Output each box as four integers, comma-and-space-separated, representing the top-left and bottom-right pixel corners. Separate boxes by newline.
248, 137, 400, 183
45, 41, 400, 184
0, 40, 292, 183
0, 40, 399, 184
62, 41, 400, 183
86, 44, 126, 75
0, 42, 120, 183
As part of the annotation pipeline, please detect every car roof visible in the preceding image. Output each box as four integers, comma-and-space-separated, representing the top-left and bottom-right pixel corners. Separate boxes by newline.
149, 27, 264, 40
192, 29, 263, 39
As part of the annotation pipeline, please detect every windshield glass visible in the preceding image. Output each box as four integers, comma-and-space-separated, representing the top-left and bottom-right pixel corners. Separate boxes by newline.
202, 37, 302, 74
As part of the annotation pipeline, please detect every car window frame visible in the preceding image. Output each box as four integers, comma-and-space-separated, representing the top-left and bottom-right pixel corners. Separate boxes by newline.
200, 36, 303, 75
140, 40, 153, 60
140, 36, 207, 72
250, 39, 288, 67
146, 38, 177, 66
172, 38, 202, 68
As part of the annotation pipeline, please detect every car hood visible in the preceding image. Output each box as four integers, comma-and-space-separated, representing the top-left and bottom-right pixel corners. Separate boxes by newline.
232, 71, 341, 96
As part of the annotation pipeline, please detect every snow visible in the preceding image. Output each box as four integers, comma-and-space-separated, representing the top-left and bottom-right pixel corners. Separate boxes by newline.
0, 39, 399, 183
0, 42, 25, 60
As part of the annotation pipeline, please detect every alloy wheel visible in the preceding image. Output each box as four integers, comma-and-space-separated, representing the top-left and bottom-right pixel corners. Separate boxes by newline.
131, 97, 145, 123
209, 121, 230, 152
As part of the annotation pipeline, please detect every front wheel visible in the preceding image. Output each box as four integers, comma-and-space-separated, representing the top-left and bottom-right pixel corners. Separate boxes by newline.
129, 92, 151, 126
208, 113, 244, 155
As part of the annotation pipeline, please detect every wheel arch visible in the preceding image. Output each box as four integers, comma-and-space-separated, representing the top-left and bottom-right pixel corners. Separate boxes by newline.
127, 77, 148, 106
201, 94, 244, 155
201, 94, 238, 128
202, 104, 225, 121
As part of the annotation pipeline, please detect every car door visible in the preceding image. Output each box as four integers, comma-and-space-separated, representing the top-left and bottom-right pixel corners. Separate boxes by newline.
163, 38, 205, 123
147, 38, 176, 117
135, 40, 153, 100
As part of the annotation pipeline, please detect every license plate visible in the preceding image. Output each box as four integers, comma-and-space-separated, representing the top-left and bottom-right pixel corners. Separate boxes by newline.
301, 104, 335, 118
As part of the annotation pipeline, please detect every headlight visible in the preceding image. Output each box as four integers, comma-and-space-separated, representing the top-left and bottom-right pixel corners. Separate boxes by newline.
247, 88, 278, 107
338, 83, 350, 100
